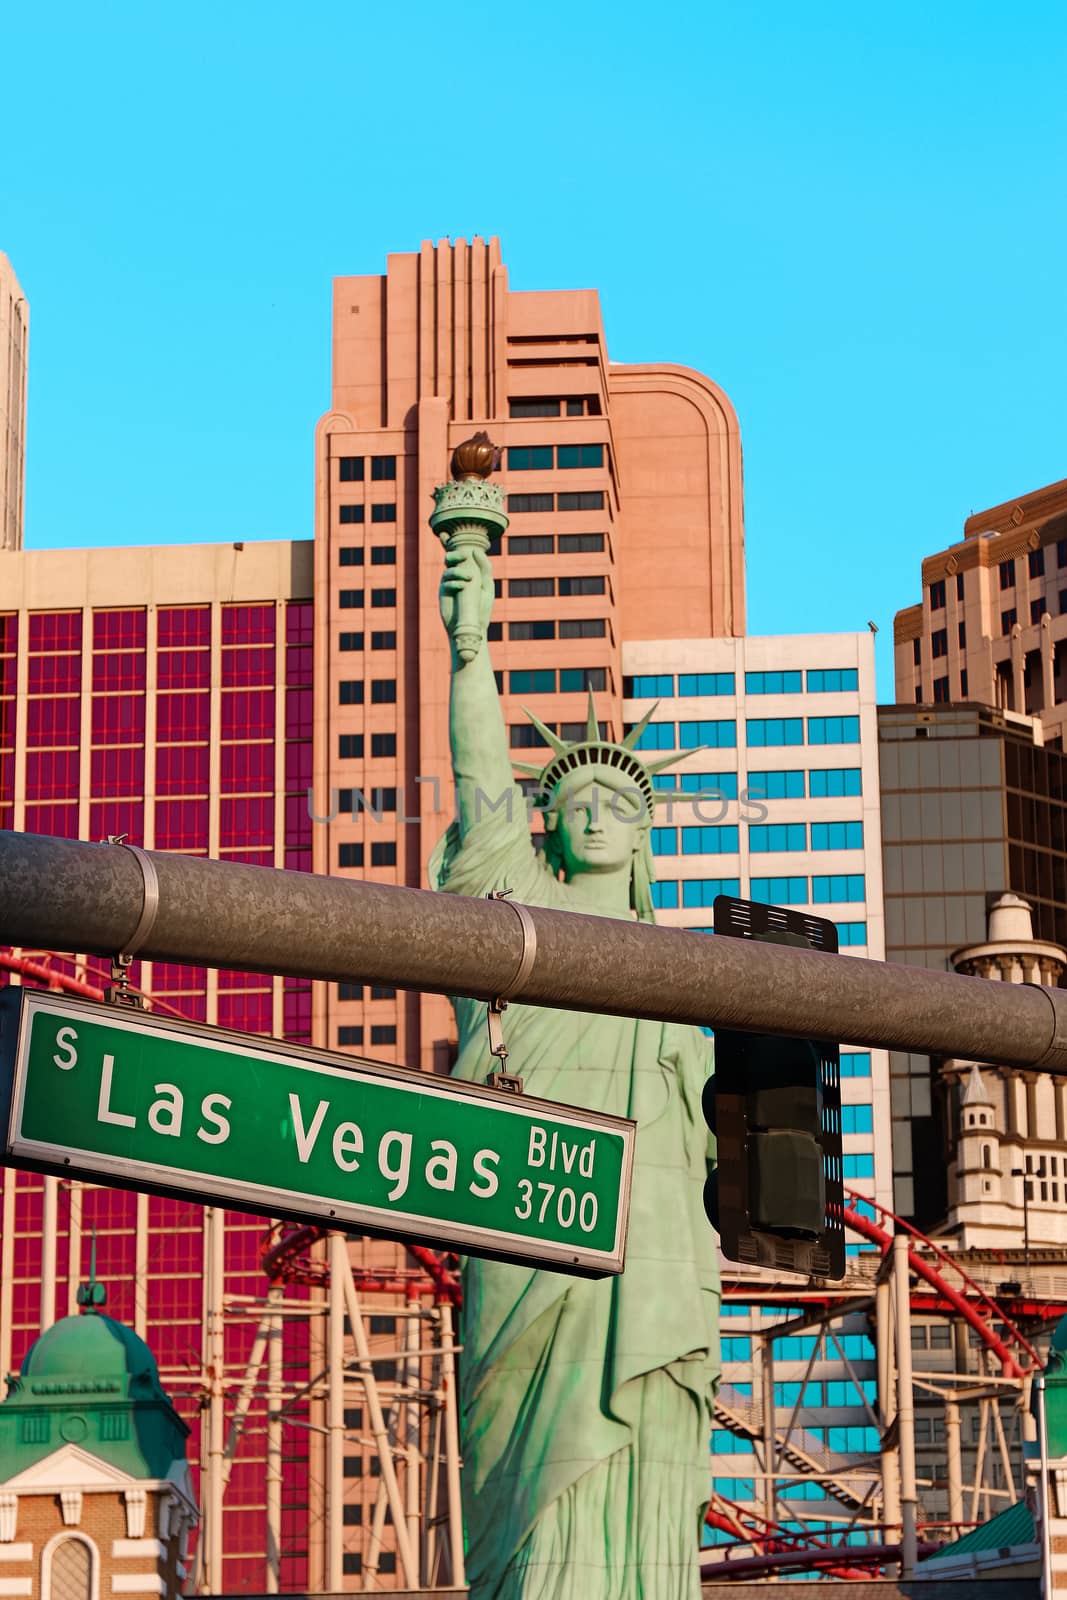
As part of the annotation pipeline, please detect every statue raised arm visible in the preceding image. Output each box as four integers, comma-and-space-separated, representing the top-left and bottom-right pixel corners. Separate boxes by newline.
428, 437, 720, 1600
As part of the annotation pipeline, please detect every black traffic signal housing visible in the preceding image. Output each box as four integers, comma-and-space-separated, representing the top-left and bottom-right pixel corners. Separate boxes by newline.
705, 894, 845, 1280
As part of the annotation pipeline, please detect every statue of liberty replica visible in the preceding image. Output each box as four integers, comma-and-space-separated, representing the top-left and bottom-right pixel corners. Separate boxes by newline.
429, 436, 720, 1599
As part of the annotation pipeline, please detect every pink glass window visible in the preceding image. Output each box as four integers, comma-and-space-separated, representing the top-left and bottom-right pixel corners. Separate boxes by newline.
23, 802, 79, 838
284, 845, 312, 873
26, 697, 80, 747
26, 750, 80, 800
220, 795, 273, 848
92, 652, 147, 692
158, 607, 210, 648
286, 602, 313, 644
222, 604, 275, 645
91, 695, 146, 745
29, 613, 83, 652
221, 743, 275, 792
155, 744, 208, 795
284, 792, 312, 845
0, 656, 15, 697
0, 752, 13, 800
217, 989, 273, 1034
152, 961, 206, 991
222, 645, 275, 688
156, 692, 209, 743
285, 687, 312, 740
285, 644, 311, 685
91, 746, 145, 796
285, 740, 312, 793
28, 654, 81, 694
284, 981, 312, 1038
89, 800, 144, 843
0, 615, 17, 652
0, 701, 14, 750
222, 689, 274, 740
93, 610, 147, 649
155, 798, 209, 850
157, 649, 210, 690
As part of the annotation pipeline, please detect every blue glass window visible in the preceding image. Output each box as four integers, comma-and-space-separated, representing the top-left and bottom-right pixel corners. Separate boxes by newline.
747, 770, 805, 800
650, 827, 678, 855
679, 672, 735, 697
840, 1052, 872, 1077
682, 825, 739, 855
650, 880, 678, 908
508, 446, 553, 471
682, 877, 740, 908
810, 820, 864, 851
836, 921, 868, 946
556, 443, 603, 469
842, 1153, 874, 1178
806, 668, 859, 693
749, 823, 807, 853
711, 1431, 754, 1454
712, 1477, 755, 1499
807, 716, 861, 745
841, 1104, 873, 1134
811, 874, 865, 903
775, 1381, 824, 1407
510, 669, 555, 693
773, 1335, 817, 1360
750, 876, 808, 904
679, 720, 737, 749
624, 674, 674, 697
653, 771, 739, 799
809, 768, 862, 797
744, 670, 802, 694
747, 718, 804, 747
720, 1336, 752, 1362
629, 721, 675, 751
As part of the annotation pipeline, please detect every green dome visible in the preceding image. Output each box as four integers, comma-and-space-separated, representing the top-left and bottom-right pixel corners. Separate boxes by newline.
21, 1313, 161, 1390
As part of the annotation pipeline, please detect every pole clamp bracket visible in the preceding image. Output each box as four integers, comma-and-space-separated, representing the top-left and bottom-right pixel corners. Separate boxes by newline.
103, 835, 160, 1007
484, 890, 537, 1093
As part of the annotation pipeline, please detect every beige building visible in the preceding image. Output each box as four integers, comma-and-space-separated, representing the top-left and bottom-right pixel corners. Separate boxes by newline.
1, 253, 29, 552
894, 475, 1067, 745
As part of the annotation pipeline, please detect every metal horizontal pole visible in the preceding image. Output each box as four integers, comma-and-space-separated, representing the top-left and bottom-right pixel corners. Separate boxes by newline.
2, 830, 1066, 1073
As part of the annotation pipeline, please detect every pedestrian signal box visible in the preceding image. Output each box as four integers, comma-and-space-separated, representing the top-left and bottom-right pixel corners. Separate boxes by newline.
705, 895, 845, 1280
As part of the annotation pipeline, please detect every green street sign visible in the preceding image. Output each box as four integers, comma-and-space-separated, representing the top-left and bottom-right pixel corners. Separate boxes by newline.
0, 992, 635, 1277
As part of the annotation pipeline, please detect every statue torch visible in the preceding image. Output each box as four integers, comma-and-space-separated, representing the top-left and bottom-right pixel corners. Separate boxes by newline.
430, 433, 509, 662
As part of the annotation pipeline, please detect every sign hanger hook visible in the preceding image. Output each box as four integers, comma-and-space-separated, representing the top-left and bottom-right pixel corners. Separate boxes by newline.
484, 890, 537, 1093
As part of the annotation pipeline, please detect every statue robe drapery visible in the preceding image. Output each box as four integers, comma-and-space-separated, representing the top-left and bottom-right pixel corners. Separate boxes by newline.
431, 788, 720, 1599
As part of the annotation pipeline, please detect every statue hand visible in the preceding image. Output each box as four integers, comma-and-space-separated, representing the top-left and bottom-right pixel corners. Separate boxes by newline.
440, 546, 494, 655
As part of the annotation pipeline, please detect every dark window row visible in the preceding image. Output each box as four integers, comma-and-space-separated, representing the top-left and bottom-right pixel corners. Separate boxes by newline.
338, 841, 397, 868
507, 532, 606, 555
508, 398, 598, 417
338, 456, 396, 482
508, 667, 608, 694
507, 491, 605, 513
508, 444, 604, 472
339, 546, 396, 565
511, 720, 610, 749
339, 732, 397, 758
338, 984, 396, 1001
338, 679, 396, 704
508, 576, 605, 598
338, 589, 397, 610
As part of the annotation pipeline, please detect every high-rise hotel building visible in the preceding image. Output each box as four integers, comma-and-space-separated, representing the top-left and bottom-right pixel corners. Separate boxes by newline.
0, 238, 888, 1584
1, 252, 29, 552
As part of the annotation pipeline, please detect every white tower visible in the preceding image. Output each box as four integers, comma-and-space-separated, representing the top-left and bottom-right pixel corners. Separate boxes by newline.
944, 894, 1067, 1251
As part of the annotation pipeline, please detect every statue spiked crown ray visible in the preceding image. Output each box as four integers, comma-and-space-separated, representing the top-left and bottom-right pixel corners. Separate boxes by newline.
513, 690, 704, 812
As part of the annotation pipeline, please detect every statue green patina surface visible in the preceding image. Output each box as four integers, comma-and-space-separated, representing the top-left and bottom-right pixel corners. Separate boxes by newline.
428, 439, 720, 1598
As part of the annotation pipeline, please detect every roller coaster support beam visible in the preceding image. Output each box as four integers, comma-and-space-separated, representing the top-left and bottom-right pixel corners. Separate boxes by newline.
4, 831, 1067, 1072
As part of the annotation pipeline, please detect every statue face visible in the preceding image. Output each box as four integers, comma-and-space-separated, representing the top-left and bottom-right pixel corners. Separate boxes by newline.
552, 779, 647, 878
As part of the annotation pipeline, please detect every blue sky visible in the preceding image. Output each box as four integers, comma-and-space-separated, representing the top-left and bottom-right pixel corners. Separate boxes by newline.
5, 0, 1065, 695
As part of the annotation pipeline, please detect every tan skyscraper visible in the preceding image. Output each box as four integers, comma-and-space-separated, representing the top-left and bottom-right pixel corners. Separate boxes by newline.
0, 253, 29, 552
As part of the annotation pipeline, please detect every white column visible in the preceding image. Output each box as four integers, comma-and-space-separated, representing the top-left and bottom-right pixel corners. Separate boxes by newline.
894, 1235, 918, 1576
40, 1177, 58, 1332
